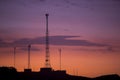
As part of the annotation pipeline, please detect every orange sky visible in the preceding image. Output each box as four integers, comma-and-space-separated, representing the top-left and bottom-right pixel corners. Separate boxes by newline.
0, 45, 120, 77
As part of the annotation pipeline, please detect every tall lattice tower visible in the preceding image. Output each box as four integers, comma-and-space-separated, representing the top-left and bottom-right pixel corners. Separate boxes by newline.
45, 13, 51, 68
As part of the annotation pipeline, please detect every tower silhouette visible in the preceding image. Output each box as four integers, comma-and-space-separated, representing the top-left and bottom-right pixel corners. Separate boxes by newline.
59, 49, 61, 70
45, 14, 51, 68
14, 47, 16, 68
28, 44, 31, 69
24, 44, 32, 72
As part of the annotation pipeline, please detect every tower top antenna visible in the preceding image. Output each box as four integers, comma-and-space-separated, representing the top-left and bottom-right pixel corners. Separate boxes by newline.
45, 13, 49, 16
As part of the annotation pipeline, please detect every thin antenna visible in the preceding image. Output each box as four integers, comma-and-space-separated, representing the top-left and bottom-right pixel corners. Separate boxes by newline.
59, 49, 61, 70
45, 13, 51, 68
28, 44, 31, 69
14, 47, 16, 68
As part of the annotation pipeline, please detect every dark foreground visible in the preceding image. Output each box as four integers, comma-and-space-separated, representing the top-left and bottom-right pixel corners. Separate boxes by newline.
0, 67, 120, 80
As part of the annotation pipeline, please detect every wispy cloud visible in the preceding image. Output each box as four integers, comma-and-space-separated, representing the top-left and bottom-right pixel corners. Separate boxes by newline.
0, 39, 12, 47
0, 36, 109, 47
70, 44, 120, 52
1, 36, 120, 52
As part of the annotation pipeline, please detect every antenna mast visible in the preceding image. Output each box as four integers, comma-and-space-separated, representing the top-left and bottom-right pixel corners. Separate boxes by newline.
45, 13, 51, 68
28, 44, 31, 69
14, 47, 16, 67
59, 49, 61, 70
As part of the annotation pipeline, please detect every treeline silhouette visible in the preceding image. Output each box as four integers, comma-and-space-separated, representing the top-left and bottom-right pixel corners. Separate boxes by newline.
0, 66, 120, 80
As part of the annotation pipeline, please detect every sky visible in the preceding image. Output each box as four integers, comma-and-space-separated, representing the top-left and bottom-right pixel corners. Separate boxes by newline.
0, 0, 120, 77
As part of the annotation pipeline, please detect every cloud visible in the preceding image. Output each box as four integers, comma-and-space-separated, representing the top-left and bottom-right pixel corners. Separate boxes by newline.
107, 46, 112, 51
0, 39, 12, 47
63, 0, 120, 10
106, 46, 120, 52
0, 0, 46, 7
63, 0, 81, 7
50, 36, 108, 46
113, 0, 120, 2
39, 0, 46, 2
64, 0, 79, 6
73, 47, 114, 52
12, 36, 108, 47
1, 36, 119, 52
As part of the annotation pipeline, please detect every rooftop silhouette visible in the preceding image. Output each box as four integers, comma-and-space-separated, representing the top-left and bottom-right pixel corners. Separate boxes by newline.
0, 66, 120, 80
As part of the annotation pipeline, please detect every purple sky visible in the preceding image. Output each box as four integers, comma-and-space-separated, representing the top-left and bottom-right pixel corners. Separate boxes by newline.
0, 0, 120, 50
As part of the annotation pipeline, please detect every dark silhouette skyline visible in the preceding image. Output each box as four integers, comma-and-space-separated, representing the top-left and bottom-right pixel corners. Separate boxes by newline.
0, 66, 120, 80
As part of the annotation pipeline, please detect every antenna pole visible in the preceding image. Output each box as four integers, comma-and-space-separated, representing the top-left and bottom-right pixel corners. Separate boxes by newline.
28, 44, 31, 69
59, 49, 61, 70
14, 47, 16, 68
45, 13, 51, 68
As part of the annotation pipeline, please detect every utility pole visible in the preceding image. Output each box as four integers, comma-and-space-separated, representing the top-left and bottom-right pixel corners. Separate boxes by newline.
14, 47, 16, 68
59, 49, 61, 70
28, 44, 31, 69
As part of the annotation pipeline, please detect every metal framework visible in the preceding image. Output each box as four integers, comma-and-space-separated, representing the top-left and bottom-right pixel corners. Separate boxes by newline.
45, 14, 51, 68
